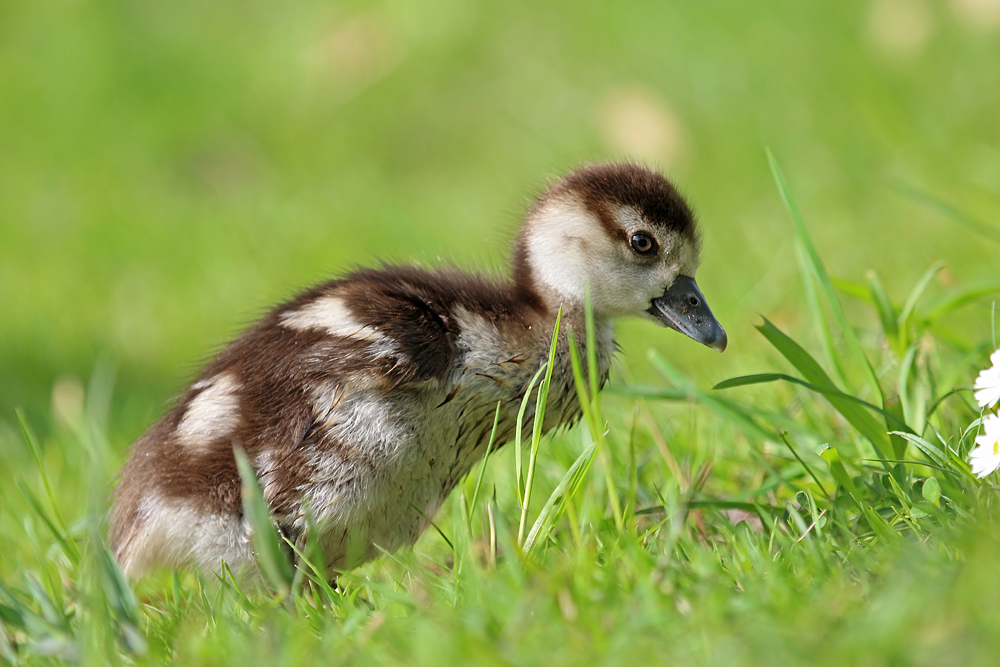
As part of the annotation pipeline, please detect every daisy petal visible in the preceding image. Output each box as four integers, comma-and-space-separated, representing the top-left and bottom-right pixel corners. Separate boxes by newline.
975, 387, 1000, 410
969, 414, 1000, 478
974, 357, 1000, 408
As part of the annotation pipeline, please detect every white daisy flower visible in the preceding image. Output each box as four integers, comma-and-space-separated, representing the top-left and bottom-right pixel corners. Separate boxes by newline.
970, 413, 1000, 479
974, 349, 1000, 409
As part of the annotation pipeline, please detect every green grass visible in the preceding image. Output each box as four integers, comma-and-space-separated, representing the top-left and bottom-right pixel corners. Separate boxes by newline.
4, 1, 1000, 664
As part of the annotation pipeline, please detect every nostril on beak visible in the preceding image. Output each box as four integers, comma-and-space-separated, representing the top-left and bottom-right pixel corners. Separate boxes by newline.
688, 296, 701, 308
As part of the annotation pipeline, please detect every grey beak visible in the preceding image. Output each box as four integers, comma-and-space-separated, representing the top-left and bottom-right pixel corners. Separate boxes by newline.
648, 275, 727, 352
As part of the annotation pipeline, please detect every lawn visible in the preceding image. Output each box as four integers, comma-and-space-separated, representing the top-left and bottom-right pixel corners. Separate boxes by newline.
2, 0, 1000, 664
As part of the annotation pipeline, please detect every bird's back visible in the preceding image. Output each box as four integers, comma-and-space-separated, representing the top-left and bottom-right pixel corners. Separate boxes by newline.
110, 265, 590, 577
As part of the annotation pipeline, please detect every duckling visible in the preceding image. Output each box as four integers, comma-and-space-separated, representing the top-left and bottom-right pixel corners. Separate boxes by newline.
109, 163, 726, 579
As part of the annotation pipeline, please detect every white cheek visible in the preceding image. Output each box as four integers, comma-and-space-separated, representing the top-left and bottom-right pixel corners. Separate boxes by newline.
525, 201, 597, 304
592, 263, 673, 317
668, 238, 701, 277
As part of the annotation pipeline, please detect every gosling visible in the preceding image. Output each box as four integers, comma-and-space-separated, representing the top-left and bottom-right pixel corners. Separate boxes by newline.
110, 163, 726, 579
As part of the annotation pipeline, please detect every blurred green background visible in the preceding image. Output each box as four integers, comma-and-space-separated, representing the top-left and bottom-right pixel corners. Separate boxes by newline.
2, 0, 999, 453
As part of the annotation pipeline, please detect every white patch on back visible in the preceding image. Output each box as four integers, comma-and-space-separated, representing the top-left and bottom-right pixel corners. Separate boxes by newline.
176, 373, 241, 452
281, 295, 383, 341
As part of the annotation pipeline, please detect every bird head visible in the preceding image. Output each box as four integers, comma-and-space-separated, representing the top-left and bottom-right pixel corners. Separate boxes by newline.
517, 163, 727, 352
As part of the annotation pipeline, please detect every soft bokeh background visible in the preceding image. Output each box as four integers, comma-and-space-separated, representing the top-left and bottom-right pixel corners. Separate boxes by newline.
2, 0, 999, 454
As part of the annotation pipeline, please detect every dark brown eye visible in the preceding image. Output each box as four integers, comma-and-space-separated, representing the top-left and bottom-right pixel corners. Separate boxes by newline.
629, 232, 657, 255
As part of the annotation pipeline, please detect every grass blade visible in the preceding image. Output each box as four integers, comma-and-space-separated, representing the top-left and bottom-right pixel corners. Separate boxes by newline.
768, 148, 883, 403
280, 535, 340, 608
918, 280, 1000, 323
893, 183, 1000, 244
751, 318, 895, 462
798, 242, 849, 389
518, 307, 562, 546
897, 261, 944, 340
713, 372, 910, 432
233, 446, 293, 597
832, 277, 871, 303
888, 431, 949, 468
866, 270, 899, 344
514, 365, 546, 508
648, 353, 776, 443
468, 401, 502, 526
584, 285, 600, 407
820, 447, 861, 501
16, 482, 80, 565
15, 410, 77, 564
569, 308, 623, 532
522, 444, 596, 554
779, 432, 831, 501
410, 503, 453, 552
625, 406, 638, 529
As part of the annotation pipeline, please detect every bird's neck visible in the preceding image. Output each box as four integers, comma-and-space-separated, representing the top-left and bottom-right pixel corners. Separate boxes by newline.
509, 233, 616, 387
511, 235, 603, 324
523, 304, 616, 400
